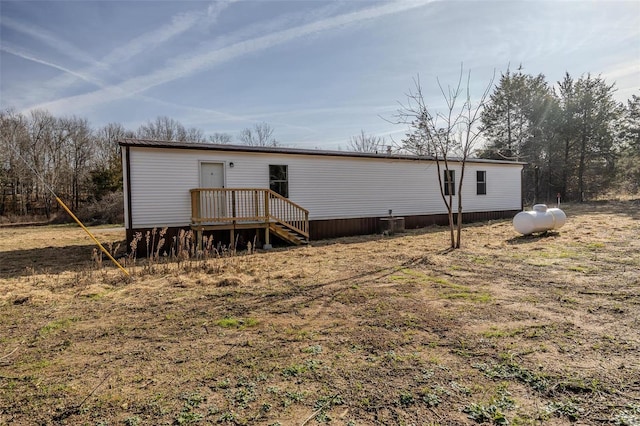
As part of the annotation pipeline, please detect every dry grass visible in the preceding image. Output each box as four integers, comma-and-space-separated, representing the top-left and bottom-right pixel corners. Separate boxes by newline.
0, 225, 125, 277
0, 201, 639, 425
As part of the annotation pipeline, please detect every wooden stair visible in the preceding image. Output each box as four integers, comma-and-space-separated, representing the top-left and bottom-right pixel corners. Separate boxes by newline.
269, 222, 308, 245
190, 188, 309, 248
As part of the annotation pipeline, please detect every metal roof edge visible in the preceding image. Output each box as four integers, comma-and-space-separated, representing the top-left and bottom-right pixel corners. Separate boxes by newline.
118, 138, 527, 165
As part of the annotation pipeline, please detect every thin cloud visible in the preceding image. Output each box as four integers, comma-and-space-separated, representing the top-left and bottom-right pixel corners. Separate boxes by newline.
101, 0, 235, 69
10, 0, 235, 109
25, 0, 433, 114
0, 16, 102, 68
0, 44, 105, 87
603, 60, 640, 101
602, 61, 640, 82
240, 104, 399, 126
141, 97, 257, 124
7, 0, 247, 121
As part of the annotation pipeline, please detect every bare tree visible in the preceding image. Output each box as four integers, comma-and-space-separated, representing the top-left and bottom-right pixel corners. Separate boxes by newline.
61, 116, 93, 210
208, 132, 233, 144
137, 116, 181, 140
239, 122, 278, 146
91, 123, 133, 200
0, 109, 29, 215
395, 67, 493, 249
95, 123, 127, 168
348, 130, 385, 152
184, 127, 206, 143
26, 110, 56, 215
137, 116, 206, 142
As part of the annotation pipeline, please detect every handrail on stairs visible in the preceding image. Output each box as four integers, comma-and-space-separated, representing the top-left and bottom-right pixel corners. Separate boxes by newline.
190, 188, 309, 239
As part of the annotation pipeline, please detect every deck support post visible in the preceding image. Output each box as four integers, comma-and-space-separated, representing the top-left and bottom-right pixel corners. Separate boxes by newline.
196, 228, 202, 250
263, 226, 271, 250
189, 188, 307, 249
263, 191, 272, 249
230, 228, 235, 251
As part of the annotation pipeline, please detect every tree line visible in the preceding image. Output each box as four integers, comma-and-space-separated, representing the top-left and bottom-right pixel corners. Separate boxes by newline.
2, 68, 638, 221
0, 110, 276, 219
377, 67, 638, 248
349, 71, 638, 204
476, 70, 639, 203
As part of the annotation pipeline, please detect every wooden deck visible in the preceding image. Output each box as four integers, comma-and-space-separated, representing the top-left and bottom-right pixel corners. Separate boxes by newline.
190, 188, 309, 246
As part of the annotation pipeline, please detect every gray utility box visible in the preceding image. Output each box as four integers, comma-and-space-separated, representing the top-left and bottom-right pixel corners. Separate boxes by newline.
380, 217, 405, 235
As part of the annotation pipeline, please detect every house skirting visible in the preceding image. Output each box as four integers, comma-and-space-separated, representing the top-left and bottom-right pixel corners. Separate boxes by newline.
125, 209, 519, 255
309, 209, 519, 240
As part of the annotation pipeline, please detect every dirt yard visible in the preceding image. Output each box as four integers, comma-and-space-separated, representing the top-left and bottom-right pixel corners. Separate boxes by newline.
1, 201, 639, 425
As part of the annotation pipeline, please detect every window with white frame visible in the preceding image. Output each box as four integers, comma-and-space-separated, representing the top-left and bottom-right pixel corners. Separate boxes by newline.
444, 170, 455, 196
477, 170, 487, 195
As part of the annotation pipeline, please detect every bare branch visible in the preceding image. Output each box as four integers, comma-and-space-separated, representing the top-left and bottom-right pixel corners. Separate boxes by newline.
208, 132, 233, 144
348, 129, 385, 152
393, 66, 495, 249
239, 122, 278, 146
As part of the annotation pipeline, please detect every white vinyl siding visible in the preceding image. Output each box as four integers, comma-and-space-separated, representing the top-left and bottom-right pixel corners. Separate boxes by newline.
126, 147, 522, 228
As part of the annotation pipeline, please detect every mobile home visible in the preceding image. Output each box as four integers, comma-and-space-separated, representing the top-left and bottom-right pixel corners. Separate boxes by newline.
120, 139, 524, 248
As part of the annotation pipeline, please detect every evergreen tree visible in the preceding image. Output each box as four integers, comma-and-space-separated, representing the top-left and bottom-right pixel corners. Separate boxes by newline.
479, 68, 558, 203
617, 94, 640, 193
553, 73, 579, 199
570, 74, 620, 201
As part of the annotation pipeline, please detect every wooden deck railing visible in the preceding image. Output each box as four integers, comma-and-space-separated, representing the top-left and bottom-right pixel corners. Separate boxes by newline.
190, 188, 309, 238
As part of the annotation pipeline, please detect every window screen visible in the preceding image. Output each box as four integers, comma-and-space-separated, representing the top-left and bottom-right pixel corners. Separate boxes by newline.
444, 170, 455, 196
269, 165, 288, 198
477, 170, 487, 195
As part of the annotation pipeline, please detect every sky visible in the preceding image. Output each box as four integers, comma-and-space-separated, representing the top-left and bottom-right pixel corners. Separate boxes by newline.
1, 0, 639, 149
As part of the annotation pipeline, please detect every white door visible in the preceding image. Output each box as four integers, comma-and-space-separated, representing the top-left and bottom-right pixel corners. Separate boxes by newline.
200, 162, 225, 188
199, 163, 226, 220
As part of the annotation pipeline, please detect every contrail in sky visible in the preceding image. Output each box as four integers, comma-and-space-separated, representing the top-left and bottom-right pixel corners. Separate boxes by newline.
24, 0, 433, 114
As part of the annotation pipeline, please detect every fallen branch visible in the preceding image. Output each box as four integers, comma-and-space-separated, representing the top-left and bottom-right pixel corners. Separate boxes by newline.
300, 406, 325, 426
0, 345, 19, 361
300, 394, 340, 426
577, 290, 638, 298
53, 373, 112, 421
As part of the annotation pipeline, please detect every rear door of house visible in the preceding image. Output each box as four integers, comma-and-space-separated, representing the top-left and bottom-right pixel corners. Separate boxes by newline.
199, 162, 226, 221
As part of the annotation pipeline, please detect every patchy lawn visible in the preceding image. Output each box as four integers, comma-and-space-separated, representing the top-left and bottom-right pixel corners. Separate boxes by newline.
0, 201, 639, 425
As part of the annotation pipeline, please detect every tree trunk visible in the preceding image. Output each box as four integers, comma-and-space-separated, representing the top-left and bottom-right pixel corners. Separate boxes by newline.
0, 188, 5, 216
73, 174, 79, 210
11, 179, 18, 215
455, 161, 466, 249
578, 121, 587, 203
456, 205, 462, 249
506, 99, 512, 157
562, 137, 570, 198
534, 166, 539, 204
448, 203, 455, 249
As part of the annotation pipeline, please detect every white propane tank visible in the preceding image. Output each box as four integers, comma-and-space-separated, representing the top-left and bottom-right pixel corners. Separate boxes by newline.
513, 204, 567, 235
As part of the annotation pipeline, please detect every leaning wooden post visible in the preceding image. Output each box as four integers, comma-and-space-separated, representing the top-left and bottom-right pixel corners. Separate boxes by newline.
56, 196, 129, 277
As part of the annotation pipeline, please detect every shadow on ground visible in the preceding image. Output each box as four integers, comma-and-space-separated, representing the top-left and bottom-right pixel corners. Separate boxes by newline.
561, 199, 640, 220
2, 200, 637, 279
0, 242, 126, 278
506, 231, 561, 245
